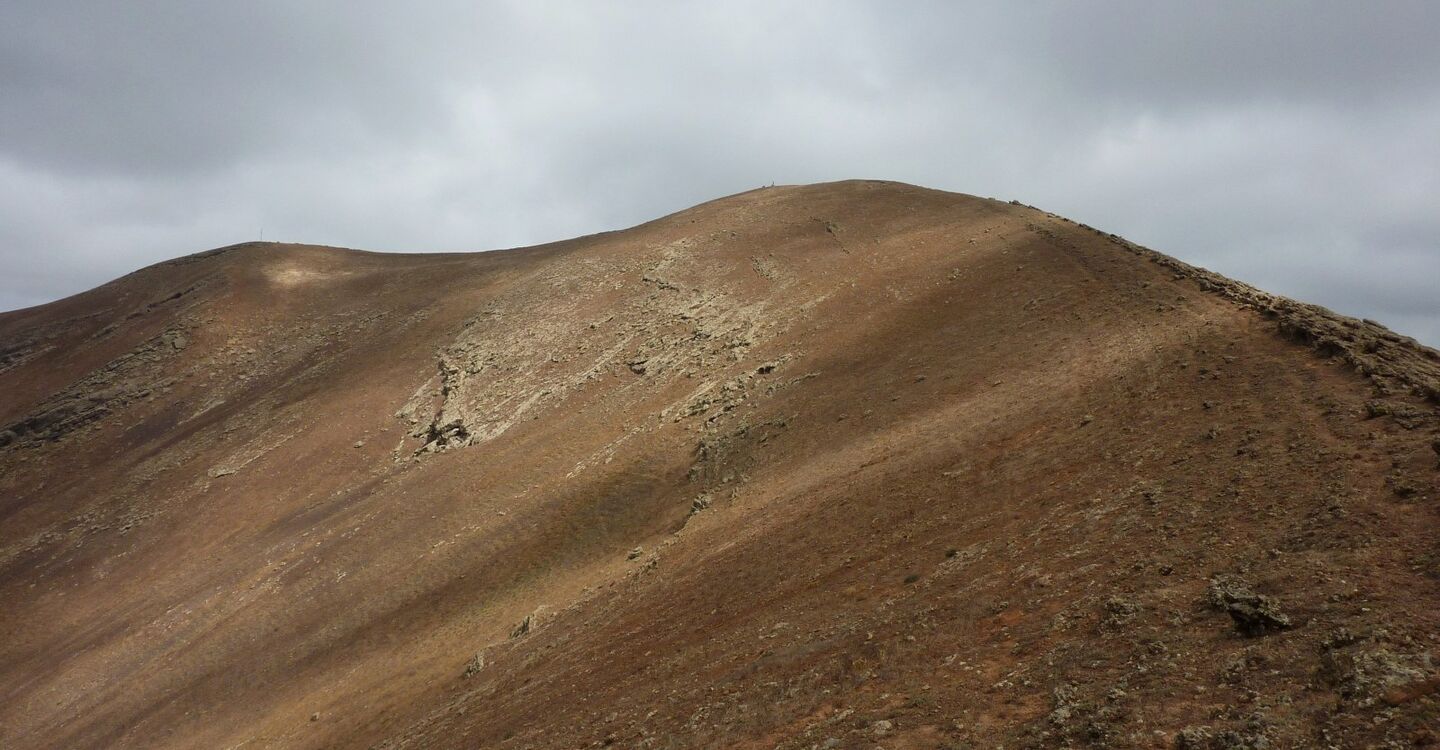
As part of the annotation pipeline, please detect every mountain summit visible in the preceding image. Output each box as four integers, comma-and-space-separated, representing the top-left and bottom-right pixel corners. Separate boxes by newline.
2, 181, 1437, 749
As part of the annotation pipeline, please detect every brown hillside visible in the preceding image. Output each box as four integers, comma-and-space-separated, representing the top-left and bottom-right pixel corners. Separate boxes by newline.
1, 181, 1437, 749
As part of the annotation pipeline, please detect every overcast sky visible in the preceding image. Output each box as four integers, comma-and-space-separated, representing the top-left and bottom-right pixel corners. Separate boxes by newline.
2, 1, 1437, 344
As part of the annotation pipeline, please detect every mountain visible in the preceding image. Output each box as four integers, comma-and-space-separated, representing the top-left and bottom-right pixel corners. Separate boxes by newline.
2, 181, 1437, 749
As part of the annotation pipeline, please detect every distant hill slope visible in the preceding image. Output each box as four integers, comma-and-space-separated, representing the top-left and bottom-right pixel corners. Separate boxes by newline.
1, 181, 1436, 749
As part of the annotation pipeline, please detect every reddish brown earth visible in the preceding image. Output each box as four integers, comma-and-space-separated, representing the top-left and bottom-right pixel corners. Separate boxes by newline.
1, 181, 1438, 749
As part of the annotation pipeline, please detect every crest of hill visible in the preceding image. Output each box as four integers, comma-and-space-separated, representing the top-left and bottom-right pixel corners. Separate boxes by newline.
1, 180, 1437, 750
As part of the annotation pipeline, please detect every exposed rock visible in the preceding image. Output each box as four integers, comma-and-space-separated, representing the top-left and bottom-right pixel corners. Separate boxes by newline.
509, 606, 550, 639
1365, 399, 1427, 428
1045, 682, 1119, 745
1174, 714, 1271, 749
1364, 399, 1392, 418
0, 326, 188, 449
1206, 577, 1291, 636
1319, 639, 1437, 707
1101, 595, 1141, 628
1174, 725, 1213, 749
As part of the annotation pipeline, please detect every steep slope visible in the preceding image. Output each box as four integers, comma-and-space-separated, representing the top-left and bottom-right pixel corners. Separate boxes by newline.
1, 181, 1437, 749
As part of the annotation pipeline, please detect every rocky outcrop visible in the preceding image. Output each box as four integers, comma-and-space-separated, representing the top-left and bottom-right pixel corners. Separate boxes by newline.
0, 325, 189, 450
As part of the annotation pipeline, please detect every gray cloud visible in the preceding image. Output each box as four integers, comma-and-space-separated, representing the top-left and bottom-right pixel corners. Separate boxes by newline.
2, 1, 1437, 344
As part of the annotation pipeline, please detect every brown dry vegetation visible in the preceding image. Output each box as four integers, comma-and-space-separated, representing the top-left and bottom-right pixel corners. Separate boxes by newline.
1, 181, 1437, 749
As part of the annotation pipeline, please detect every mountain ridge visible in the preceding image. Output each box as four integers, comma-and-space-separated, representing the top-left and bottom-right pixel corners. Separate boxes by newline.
2, 180, 1436, 749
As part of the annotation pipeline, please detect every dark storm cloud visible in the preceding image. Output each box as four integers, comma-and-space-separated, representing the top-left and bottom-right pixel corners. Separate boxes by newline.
2, 1, 1437, 344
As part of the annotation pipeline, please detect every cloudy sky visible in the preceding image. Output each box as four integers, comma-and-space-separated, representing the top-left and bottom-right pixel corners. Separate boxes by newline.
2, 1, 1437, 343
